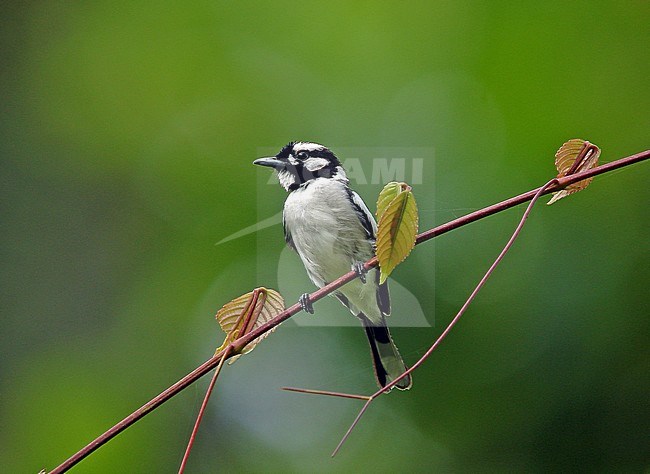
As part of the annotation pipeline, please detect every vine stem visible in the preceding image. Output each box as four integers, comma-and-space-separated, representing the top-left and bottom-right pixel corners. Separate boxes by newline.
329, 178, 557, 456
47, 149, 648, 473
177, 345, 232, 473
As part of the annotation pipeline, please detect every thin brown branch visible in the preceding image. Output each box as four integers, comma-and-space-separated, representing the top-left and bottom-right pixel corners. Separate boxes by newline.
178, 345, 232, 473
415, 149, 648, 246
47, 149, 649, 473
281, 387, 372, 401
331, 398, 374, 457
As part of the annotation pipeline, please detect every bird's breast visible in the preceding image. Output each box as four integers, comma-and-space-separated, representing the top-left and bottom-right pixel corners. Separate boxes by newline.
283, 180, 373, 286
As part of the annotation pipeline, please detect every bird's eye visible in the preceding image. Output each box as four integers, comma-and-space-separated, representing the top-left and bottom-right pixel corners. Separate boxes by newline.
296, 151, 309, 160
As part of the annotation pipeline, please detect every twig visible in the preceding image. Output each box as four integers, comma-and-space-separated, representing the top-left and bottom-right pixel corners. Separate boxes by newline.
178, 345, 232, 473
46, 149, 649, 473
415, 149, 647, 246
332, 398, 374, 456
281, 387, 371, 401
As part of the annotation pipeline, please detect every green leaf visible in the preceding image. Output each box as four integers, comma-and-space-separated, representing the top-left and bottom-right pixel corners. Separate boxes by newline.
548, 139, 601, 205
376, 182, 408, 221
215, 287, 284, 363
375, 182, 418, 284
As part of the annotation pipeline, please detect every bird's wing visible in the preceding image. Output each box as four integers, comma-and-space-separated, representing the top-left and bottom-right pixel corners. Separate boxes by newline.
376, 271, 391, 316
348, 189, 391, 316
347, 189, 377, 240
282, 212, 296, 251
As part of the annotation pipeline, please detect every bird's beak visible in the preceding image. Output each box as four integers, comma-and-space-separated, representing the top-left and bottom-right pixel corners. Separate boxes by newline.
253, 157, 285, 170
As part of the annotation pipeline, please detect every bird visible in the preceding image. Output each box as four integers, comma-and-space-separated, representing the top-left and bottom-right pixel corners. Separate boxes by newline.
254, 141, 412, 390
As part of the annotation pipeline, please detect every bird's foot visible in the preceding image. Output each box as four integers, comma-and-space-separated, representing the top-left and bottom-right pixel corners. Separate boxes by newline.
299, 293, 314, 314
352, 261, 367, 284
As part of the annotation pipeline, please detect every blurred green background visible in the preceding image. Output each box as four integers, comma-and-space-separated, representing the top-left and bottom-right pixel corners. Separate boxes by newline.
1, 1, 648, 472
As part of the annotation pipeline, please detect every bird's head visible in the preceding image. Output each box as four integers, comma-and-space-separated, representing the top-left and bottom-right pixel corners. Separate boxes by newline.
254, 141, 346, 191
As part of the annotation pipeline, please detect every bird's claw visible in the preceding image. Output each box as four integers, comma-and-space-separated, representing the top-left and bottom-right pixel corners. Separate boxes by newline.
299, 293, 314, 314
353, 262, 367, 284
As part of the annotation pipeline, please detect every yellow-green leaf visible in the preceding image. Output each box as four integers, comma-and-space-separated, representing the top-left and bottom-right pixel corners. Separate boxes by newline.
548, 139, 601, 205
376, 181, 410, 221
375, 183, 418, 284
215, 287, 284, 363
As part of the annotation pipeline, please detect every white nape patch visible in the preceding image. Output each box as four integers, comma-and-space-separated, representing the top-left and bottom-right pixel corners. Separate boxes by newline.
277, 169, 296, 191
304, 157, 328, 172
294, 142, 325, 152
334, 166, 348, 182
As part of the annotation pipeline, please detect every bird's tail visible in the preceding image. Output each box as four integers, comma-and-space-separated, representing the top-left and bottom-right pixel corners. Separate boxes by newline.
362, 317, 412, 391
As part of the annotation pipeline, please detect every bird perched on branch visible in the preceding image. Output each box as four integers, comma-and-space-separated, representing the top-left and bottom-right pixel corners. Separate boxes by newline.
254, 142, 411, 390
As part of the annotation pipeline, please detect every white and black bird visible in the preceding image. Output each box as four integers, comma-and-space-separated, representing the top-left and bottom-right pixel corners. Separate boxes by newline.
254, 141, 412, 390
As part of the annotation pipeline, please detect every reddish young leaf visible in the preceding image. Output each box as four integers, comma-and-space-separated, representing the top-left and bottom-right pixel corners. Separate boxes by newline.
548, 139, 601, 205
215, 287, 284, 363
